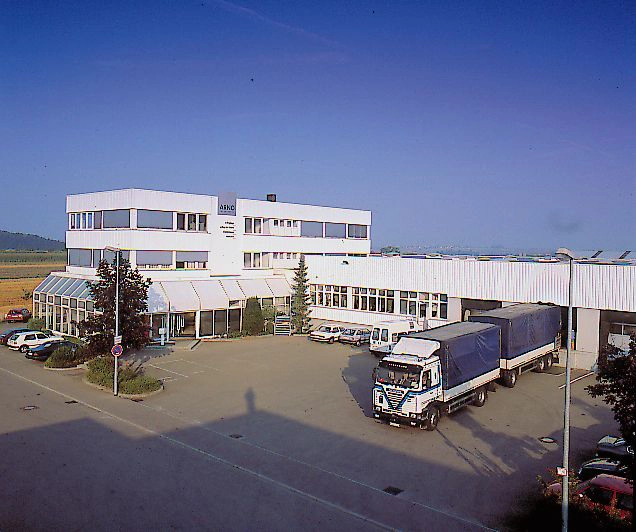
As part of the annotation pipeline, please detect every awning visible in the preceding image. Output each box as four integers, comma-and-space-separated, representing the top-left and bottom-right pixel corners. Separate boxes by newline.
391, 338, 440, 358
237, 279, 274, 299
265, 277, 292, 297
191, 280, 229, 310
147, 283, 169, 313
220, 280, 245, 301
160, 281, 200, 312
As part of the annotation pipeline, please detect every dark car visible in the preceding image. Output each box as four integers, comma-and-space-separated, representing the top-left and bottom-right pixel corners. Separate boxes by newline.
578, 458, 629, 481
596, 435, 634, 461
25, 340, 79, 361
0, 328, 33, 345
5, 308, 32, 323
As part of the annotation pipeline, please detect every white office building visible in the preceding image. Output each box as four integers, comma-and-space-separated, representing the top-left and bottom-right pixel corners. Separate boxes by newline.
33, 189, 371, 339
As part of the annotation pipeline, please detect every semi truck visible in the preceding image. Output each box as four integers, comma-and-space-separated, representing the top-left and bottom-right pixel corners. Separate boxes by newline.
372, 303, 561, 430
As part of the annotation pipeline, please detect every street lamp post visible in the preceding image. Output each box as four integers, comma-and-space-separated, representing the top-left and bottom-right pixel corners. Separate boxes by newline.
105, 246, 121, 396
556, 247, 575, 532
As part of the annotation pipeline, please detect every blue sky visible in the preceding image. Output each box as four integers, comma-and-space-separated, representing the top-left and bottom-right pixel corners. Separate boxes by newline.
2, 1, 634, 249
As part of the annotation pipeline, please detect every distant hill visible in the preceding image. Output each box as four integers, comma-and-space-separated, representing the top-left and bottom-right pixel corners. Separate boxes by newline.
0, 231, 65, 251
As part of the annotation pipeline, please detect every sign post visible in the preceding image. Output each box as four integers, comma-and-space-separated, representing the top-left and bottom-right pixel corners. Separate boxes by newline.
114, 250, 120, 396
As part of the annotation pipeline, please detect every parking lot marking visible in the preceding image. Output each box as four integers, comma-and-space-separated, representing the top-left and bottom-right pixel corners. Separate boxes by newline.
0, 367, 392, 531
151, 359, 185, 365
558, 372, 594, 389
137, 401, 497, 531
147, 364, 190, 378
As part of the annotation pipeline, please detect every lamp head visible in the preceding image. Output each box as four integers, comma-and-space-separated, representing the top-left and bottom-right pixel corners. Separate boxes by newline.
556, 247, 575, 261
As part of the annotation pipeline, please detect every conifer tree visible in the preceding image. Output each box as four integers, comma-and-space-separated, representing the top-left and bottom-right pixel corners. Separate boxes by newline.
291, 255, 311, 333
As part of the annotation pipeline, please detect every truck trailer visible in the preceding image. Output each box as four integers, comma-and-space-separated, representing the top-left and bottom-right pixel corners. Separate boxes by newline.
372, 303, 561, 430
468, 303, 561, 387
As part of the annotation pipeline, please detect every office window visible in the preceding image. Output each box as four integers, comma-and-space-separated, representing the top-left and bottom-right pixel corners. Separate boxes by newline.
415, 292, 448, 320
92, 249, 101, 267
102, 249, 130, 264
301, 221, 323, 237
137, 209, 174, 229
175, 251, 208, 269
273, 219, 279, 227
325, 223, 346, 238
198, 214, 207, 232
68, 249, 92, 267
102, 209, 131, 228
187, 213, 197, 231
94, 211, 102, 229
177, 213, 186, 230
347, 224, 368, 239
400, 291, 418, 316
69, 214, 77, 229
243, 252, 270, 268
136, 250, 173, 268
244, 217, 263, 234
311, 285, 347, 308
352, 287, 394, 313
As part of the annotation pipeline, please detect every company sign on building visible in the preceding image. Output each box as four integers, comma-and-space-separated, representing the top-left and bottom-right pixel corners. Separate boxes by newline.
217, 192, 237, 216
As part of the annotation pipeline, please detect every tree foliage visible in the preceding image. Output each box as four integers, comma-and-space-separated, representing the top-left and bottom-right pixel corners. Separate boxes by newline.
243, 297, 264, 335
380, 245, 400, 255
291, 255, 311, 333
587, 338, 635, 481
78, 257, 152, 356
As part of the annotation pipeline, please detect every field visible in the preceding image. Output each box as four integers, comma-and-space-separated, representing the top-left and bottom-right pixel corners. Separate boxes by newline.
0, 251, 65, 317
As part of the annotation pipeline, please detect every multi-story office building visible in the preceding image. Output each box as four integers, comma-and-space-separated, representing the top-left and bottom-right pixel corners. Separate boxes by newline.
33, 189, 371, 339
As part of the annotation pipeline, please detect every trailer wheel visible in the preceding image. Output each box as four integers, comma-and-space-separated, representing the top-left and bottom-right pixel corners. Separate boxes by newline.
425, 406, 440, 431
534, 357, 547, 373
473, 386, 488, 407
546, 355, 553, 369
503, 369, 517, 388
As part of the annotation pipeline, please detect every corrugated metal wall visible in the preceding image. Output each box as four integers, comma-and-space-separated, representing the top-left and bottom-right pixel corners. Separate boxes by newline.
306, 256, 636, 312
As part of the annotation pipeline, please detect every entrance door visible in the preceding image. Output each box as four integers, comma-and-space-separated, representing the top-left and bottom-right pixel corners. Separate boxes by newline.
171, 313, 196, 337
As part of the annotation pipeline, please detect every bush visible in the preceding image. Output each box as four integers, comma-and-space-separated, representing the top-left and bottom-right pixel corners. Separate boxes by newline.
44, 344, 90, 369
243, 297, 264, 335
85, 357, 162, 395
26, 317, 45, 331
227, 330, 244, 338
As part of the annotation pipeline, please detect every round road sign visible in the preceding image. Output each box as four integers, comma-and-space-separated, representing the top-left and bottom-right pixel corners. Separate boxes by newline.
111, 344, 123, 357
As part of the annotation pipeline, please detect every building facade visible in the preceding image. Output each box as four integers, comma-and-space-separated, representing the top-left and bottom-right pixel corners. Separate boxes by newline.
306, 255, 636, 369
33, 189, 371, 339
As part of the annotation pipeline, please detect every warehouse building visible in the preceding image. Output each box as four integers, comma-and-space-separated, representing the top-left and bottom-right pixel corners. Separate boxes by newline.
305, 254, 636, 369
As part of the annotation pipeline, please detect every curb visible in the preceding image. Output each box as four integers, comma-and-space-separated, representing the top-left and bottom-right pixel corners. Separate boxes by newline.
83, 377, 164, 399
43, 364, 84, 372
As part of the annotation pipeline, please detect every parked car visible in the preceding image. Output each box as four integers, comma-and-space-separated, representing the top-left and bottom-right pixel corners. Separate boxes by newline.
547, 474, 633, 520
596, 435, 634, 462
5, 308, 32, 323
26, 340, 79, 361
339, 328, 371, 346
578, 458, 629, 481
309, 324, 346, 343
0, 328, 33, 345
7, 331, 64, 353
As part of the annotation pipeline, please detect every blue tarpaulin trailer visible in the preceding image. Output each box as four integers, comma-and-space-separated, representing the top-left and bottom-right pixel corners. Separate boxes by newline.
468, 303, 561, 360
409, 322, 501, 390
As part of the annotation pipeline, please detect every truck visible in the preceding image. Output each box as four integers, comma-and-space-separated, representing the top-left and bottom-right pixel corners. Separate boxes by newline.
468, 303, 561, 388
369, 318, 424, 357
372, 303, 561, 430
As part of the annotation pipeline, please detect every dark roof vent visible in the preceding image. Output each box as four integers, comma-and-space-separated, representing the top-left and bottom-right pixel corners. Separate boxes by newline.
266, 194, 277, 202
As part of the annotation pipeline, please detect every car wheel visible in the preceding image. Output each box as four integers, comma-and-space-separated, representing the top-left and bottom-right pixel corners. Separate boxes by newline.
19, 345, 29, 353
503, 369, 517, 388
328, 337, 334, 344
473, 386, 488, 407
425, 406, 440, 431
355, 340, 361, 347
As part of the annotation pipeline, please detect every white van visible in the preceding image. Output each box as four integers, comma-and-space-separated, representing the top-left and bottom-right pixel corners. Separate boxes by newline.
370, 319, 424, 357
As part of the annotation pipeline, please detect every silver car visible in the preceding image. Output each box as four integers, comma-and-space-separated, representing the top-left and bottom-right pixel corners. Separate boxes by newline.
339, 328, 371, 346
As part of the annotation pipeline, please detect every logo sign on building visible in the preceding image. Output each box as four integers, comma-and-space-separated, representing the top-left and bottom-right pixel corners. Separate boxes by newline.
217, 191, 237, 216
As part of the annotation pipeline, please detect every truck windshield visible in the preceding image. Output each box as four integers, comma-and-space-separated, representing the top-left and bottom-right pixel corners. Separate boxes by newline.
375, 366, 421, 388
372, 328, 379, 340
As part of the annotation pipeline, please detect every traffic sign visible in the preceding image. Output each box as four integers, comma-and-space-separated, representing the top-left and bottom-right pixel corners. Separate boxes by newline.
111, 344, 123, 357
114, 335, 122, 345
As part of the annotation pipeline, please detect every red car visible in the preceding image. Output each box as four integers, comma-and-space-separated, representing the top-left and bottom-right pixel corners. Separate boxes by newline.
5, 308, 32, 323
548, 474, 633, 520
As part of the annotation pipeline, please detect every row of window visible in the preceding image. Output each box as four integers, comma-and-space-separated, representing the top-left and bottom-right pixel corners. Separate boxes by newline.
68, 210, 208, 232
243, 251, 313, 269
67, 249, 208, 269
310, 285, 448, 319
244, 217, 368, 239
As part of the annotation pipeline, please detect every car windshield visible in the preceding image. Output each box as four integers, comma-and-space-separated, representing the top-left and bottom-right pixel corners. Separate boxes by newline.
375, 365, 421, 388
318, 326, 331, 332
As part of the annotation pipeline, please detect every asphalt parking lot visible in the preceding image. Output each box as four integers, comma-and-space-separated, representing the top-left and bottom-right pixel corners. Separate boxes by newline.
0, 326, 616, 531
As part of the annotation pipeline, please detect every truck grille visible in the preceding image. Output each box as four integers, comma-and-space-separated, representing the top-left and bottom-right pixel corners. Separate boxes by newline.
385, 388, 406, 409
